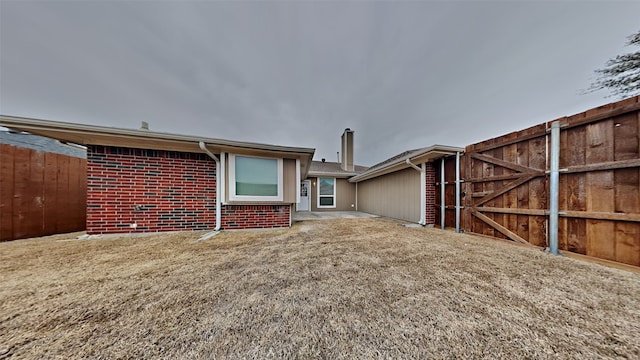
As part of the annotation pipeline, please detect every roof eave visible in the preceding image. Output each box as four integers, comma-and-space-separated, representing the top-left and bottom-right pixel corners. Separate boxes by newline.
0, 115, 316, 180
307, 171, 359, 178
0, 115, 315, 155
349, 145, 463, 183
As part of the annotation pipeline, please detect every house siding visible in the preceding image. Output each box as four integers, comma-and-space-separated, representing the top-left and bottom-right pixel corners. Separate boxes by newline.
356, 168, 421, 222
309, 177, 356, 211
355, 162, 437, 224
87, 146, 217, 234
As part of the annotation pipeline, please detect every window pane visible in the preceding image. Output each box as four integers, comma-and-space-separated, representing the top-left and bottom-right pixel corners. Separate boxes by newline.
319, 178, 334, 195
319, 196, 334, 206
235, 156, 278, 196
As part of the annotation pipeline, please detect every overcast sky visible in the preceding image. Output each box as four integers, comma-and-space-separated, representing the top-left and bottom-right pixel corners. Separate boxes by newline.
1, 1, 638, 166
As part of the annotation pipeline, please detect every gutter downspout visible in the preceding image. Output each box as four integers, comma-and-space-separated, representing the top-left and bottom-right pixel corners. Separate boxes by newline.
199, 142, 221, 231
406, 159, 426, 225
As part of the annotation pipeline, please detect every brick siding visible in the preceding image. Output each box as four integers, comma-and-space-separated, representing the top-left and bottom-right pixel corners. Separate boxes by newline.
221, 205, 291, 229
87, 146, 216, 234
425, 162, 436, 224
87, 146, 292, 234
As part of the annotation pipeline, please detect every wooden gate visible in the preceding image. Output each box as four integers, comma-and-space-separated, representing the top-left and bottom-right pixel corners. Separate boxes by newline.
437, 96, 640, 267
463, 122, 549, 247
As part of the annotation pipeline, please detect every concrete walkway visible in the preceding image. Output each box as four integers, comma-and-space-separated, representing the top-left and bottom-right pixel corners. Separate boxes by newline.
293, 211, 379, 221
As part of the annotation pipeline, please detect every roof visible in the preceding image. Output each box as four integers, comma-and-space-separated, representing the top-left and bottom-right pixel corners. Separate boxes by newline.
0, 130, 86, 158
349, 145, 464, 183
0, 115, 316, 177
308, 160, 368, 178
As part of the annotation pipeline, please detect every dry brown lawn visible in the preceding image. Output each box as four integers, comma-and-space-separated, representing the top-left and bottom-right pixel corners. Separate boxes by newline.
1, 218, 639, 359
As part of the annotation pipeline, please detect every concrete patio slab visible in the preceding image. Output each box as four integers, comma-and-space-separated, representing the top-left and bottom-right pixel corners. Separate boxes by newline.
293, 211, 379, 221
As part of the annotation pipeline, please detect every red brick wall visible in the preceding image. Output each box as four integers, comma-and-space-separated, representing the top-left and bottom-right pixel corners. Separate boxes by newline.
87, 146, 216, 234
221, 205, 291, 229
425, 162, 436, 224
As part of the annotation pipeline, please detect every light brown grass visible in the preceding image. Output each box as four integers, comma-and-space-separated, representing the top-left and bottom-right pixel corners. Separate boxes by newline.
1, 218, 639, 359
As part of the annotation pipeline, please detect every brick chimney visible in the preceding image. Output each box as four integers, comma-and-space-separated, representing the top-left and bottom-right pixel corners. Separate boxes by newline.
340, 128, 354, 172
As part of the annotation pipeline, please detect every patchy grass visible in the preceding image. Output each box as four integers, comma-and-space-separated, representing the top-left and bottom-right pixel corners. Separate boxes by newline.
1, 218, 639, 359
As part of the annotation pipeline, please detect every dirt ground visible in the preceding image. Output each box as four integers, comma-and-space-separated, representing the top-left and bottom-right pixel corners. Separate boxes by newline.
1, 218, 639, 359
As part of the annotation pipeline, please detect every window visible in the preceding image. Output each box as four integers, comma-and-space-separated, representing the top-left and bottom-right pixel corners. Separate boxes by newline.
317, 177, 336, 208
229, 154, 283, 201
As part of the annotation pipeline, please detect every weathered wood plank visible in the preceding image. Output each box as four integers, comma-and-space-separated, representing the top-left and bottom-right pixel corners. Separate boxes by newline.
516, 141, 530, 241
470, 208, 533, 246
476, 174, 536, 207
472, 207, 640, 222
475, 207, 546, 216
56, 155, 71, 233
0, 145, 15, 241
613, 112, 639, 161
470, 152, 537, 173
12, 146, 31, 240
585, 118, 615, 261
492, 147, 507, 239
563, 210, 640, 222
466, 123, 548, 154
564, 119, 587, 254
614, 167, 640, 265
566, 158, 640, 174
528, 135, 547, 247
29, 149, 45, 235
466, 171, 545, 183
43, 153, 59, 235
561, 100, 640, 130
481, 150, 495, 237
503, 143, 519, 241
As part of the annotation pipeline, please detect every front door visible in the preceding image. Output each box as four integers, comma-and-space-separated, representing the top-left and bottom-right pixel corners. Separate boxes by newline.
298, 181, 310, 211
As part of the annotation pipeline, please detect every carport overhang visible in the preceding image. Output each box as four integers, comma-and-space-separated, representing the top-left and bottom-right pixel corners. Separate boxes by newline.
348, 145, 463, 183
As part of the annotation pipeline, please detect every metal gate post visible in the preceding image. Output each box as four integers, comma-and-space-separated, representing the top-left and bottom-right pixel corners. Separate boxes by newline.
441, 157, 445, 229
455, 152, 461, 233
549, 121, 560, 255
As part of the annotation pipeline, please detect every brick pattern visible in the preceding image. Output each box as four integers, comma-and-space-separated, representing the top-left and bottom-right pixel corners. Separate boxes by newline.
425, 162, 436, 224
221, 205, 291, 229
87, 146, 216, 234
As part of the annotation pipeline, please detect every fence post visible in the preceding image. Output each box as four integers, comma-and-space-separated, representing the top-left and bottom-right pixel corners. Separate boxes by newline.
441, 157, 445, 229
549, 121, 560, 255
455, 152, 461, 233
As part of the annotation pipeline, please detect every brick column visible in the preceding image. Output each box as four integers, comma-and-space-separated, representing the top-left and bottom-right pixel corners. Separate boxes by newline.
425, 162, 436, 224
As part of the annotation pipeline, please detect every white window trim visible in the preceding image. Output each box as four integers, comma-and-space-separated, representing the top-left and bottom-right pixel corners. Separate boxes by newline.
317, 177, 336, 209
229, 154, 283, 202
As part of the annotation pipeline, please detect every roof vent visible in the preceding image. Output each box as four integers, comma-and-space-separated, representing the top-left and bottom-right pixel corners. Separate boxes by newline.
140, 121, 149, 130
321, 158, 326, 163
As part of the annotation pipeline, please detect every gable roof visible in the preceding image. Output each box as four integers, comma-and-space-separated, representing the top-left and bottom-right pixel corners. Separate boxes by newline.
308, 160, 368, 178
349, 145, 463, 182
0, 115, 316, 177
0, 130, 86, 158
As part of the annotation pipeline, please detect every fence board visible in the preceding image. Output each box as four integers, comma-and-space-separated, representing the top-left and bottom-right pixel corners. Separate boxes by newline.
0, 144, 86, 241
1, 145, 15, 240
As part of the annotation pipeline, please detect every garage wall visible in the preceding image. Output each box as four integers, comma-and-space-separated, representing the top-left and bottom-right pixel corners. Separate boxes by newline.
356, 167, 420, 222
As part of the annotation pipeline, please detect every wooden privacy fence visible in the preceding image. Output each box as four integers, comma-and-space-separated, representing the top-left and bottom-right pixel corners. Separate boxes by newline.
0, 144, 87, 241
437, 96, 640, 267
